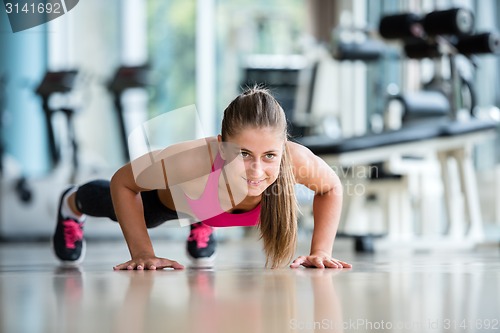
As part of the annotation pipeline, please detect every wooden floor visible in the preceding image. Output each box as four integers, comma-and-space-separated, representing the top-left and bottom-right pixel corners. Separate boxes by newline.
0, 238, 499, 333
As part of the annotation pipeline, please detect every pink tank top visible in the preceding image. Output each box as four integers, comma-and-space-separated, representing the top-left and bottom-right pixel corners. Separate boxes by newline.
184, 152, 261, 228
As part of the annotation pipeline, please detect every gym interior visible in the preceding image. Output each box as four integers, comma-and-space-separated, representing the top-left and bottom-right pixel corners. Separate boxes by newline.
1, 0, 500, 332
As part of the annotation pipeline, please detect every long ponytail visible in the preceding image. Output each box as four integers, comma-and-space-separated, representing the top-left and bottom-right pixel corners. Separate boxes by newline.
260, 144, 298, 268
221, 86, 299, 268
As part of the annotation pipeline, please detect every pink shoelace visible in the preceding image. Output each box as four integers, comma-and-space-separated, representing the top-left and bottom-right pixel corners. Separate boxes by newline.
63, 220, 84, 249
188, 224, 212, 248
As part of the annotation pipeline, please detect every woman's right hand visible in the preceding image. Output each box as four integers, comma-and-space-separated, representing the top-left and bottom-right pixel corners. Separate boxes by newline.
113, 256, 185, 270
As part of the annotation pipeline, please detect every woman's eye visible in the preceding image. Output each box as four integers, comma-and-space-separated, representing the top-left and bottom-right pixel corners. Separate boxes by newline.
240, 151, 249, 158
265, 154, 275, 159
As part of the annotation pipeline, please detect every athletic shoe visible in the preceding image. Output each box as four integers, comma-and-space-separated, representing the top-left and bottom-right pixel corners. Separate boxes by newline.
186, 222, 216, 267
52, 187, 86, 266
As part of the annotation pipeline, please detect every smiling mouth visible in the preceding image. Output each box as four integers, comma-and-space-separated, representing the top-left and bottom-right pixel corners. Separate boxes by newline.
243, 177, 265, 186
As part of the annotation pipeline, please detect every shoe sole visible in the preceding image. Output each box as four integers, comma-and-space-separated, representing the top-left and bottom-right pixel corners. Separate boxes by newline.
186, 250, 216, 268
51, 238, 86, 267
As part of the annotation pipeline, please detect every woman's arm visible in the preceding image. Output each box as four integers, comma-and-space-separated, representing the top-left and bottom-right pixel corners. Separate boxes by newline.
110, 162, 184, 270
111, 138, 215, 270
287, 142, 351, 269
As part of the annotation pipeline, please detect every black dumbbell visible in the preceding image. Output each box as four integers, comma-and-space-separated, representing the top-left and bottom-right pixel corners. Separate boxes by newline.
379, 8, 474, 40
455, 32, 500, 55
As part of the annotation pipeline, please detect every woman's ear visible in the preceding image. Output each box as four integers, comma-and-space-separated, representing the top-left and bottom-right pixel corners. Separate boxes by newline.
217, 134, 226, 160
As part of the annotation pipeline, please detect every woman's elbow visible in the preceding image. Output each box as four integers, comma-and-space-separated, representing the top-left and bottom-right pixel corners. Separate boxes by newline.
110, 164, 132, 191
332, 173, 343, 197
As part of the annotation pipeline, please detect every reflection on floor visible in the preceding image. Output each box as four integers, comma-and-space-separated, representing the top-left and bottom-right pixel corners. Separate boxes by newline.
0, 239, 499, 333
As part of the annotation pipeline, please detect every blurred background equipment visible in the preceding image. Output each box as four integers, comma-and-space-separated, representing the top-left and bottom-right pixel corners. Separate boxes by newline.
107, 64, 151, 162
35, 70, 79, 176
295, 5, 499, 251
0, 69, 84, 239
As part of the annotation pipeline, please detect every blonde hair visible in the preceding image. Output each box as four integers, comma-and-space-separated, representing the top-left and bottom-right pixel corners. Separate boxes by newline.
221, 87, 298, 268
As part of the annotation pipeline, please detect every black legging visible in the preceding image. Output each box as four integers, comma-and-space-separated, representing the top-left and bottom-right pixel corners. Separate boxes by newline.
74, 180, 191, 228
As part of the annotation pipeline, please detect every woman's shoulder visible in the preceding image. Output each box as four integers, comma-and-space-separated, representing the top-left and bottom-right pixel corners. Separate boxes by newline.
286, 140, 315, 165
153, 136, 218, 186
131, 136, 218, 189
154, 136, 218, 161
287, 140, 332, 184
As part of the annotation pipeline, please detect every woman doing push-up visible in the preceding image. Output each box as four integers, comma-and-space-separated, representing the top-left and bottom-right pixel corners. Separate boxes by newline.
52, 87, 351, 270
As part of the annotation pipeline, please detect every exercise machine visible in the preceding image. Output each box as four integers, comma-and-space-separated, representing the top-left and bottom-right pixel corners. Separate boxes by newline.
297, 8, 499, 251
107, 64, 151, 162
36, 70, 80, 180
0, 70, 82, 239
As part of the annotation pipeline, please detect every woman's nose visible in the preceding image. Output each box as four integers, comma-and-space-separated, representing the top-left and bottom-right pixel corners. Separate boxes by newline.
247, 160, 264, 178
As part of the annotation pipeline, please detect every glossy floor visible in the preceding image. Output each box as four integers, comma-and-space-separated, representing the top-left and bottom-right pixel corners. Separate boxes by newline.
0, 239, 499, 333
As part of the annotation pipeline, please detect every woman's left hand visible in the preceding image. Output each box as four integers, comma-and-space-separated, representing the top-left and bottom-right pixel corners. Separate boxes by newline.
290, 252, 352, 269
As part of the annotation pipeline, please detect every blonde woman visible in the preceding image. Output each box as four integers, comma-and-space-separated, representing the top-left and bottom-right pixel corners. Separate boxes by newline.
52, 87, 351, 269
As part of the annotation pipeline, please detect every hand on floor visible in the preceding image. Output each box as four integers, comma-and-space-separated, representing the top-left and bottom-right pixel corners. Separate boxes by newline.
113, 256, 185, 270
290, 253, 352, 269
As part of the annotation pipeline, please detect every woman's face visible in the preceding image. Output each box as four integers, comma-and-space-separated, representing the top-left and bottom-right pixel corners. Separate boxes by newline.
219, 126, 284, 198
